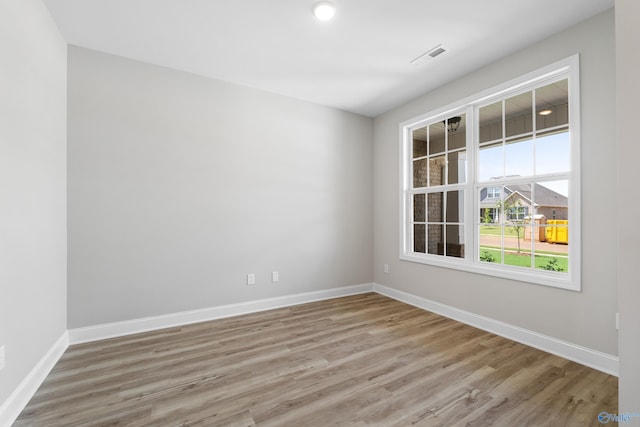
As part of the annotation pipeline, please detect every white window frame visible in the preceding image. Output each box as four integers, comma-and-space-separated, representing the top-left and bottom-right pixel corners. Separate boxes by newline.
399, 55, 581, 291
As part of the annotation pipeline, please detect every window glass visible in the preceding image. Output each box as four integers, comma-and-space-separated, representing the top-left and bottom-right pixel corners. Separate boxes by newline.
534, 180, 569, 272
505, 138, 534, 178
479, 101, 502, 143
445, 225, 464, 258
448, 114, 466, 150
505, 92, 533, 137
535, 131, 570, 175
446, 191, 464, 222
448, 151, 466, 185
429, 122, 446, 155
427, 192, 444, 222
428, 156, 446, 187
535, 80, 569, 131
414, 224, 426, 253
412, 128, 428, 158
478, 142, 503, 181
413, 193, 425, 222
413, 158, 428, 188
428, 224, 443, 255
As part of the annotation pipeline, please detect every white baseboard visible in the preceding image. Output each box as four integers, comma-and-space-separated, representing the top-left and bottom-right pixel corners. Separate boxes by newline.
0, 332, 69, 427
69, 283, 375, 344
373, 283, 619, 376
68, 281, 619, 376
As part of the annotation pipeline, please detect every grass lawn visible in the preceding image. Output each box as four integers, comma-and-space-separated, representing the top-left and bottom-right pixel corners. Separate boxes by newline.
481, 244, 565, 257
479, 247, 568, 272
479, 226, 521, 237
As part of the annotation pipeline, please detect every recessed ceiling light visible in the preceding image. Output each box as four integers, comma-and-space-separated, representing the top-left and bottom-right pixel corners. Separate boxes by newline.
313, 2, 336, 21
539, 109, 553, 116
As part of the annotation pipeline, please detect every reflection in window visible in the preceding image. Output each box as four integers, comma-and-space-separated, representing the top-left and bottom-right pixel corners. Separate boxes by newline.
409, 114, 467, 259
505, 92, 533, 138
478, 79, 570, 183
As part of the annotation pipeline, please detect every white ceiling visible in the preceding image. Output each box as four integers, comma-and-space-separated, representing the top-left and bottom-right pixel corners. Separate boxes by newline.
43, 0, 613, 117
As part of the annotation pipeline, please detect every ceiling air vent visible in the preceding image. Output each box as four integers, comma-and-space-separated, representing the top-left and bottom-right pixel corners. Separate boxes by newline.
410, 44, 446, 66
428, 45, 446, 58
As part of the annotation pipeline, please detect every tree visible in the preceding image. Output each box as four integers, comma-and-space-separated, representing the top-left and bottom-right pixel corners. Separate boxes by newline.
482, 208, 492, 224
496, 197, 526, 254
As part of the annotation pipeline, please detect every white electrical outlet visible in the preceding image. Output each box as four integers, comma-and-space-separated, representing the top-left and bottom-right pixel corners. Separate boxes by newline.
384, 264, 389, 273
0, 346, 5, 371
272, 271, 279, 283
247, 274, 256, 285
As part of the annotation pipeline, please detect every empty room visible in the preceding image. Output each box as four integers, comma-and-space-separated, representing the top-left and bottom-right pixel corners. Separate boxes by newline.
1, 0, 639, 426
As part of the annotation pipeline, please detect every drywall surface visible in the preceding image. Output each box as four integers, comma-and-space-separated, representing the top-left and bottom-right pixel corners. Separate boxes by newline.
616, 0, 640, 419
0, 0, 67, 408
373, 10, 618, 355
67, 47, 373, 327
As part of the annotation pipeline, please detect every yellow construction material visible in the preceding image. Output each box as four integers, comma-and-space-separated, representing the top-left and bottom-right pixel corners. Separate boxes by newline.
545, 220, 568, 244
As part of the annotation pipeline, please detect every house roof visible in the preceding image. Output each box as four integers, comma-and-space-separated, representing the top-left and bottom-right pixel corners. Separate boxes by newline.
480, 183, 568, 208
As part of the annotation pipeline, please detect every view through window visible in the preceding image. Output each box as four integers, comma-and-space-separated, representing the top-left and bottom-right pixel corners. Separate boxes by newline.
401, 56, 579, 290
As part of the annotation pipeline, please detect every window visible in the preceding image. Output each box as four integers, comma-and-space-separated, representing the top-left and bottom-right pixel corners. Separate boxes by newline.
487, 187, 501, 199
400, 56, 580, 290
506, 205, 529, 222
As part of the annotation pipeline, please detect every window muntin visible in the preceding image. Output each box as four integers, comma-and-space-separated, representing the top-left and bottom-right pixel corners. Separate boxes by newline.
401, 57, 579, 290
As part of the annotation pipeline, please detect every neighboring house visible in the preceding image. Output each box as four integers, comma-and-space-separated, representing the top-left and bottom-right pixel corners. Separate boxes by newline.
480, 183, 568, 224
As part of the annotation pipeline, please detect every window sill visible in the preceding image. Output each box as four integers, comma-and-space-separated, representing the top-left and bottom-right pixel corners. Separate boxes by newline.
399, 252, 580, 292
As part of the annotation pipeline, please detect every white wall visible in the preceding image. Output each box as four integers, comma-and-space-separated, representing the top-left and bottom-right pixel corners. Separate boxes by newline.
374, 10, 618, 356
616, 0, 640, 420
67, 47, 374, 328
0, 0, 67, 409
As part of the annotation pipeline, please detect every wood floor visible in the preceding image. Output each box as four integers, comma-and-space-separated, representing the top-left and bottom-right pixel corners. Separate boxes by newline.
15, 293, 617, 426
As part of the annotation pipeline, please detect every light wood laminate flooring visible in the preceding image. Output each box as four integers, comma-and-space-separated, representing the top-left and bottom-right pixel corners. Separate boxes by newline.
15, 293, 617, 426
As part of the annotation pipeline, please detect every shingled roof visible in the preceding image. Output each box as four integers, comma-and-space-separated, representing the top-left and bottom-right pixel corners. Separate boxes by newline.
480, 183, 568, 208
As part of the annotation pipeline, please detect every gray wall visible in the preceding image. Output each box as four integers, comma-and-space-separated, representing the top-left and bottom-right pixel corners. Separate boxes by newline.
0, 0, 67, 407
374, 10, 618, 355
616, 0, 640, 418
67, 47, 374, 328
